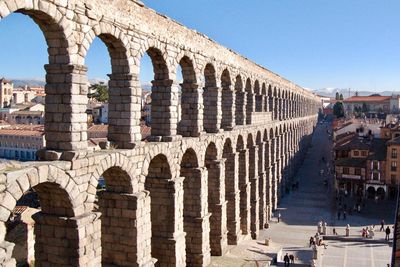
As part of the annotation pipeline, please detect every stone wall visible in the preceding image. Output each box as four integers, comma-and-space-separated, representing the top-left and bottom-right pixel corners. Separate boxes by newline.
0, 0, 321, 266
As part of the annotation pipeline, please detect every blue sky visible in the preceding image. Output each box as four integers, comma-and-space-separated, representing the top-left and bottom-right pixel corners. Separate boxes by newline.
0, 0, 399, 92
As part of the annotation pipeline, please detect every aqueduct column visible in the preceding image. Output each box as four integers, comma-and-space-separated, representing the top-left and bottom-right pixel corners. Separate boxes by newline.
206, 158, 228, 256
44, 64, 88, 155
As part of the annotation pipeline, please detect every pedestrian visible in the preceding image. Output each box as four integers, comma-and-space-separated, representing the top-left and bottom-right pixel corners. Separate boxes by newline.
385, 226, 391, 241
283, 253, 290, 267
309, 236, 315, 247
337, 211, 341, 220
343, 210, 347, 220
333, 228, 337, 235
289, 254, 294, 264
278, 212, 281, 223
380, 220, 385, 232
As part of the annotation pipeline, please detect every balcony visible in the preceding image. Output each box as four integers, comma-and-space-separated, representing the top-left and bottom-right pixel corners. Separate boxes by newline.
337, 173, 362, 180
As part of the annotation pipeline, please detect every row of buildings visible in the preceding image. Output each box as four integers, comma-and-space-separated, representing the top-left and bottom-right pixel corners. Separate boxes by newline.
321, 93, 400, 117
334, 119, 400, 200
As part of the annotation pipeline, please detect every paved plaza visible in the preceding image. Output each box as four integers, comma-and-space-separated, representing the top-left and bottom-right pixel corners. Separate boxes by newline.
211, 121, 394, 266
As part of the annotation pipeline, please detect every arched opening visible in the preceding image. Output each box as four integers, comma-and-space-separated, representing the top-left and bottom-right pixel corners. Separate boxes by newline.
262, 83, 268, 112
86, 33, 136, 149
177, 56, 200, 137
236, 135, 250, 235
145, 154, 177, 266
140, 48, 172, 139
181, 149, 211, 266
254, 81, 262, 112
203, 64, 219, 133
205, 143, 227, 255
95, 166, 149, 266
223, 139, 240, 244
256, 131, 266, 229
367, 186, 376, 199
268, 85, 274, 115
273, 87, 278, 120
5, 181, 79, 266
234, 75, 245, 126
377, 187, 385, 200
247, 134, 258, 239
245, 79, 253, 124
221, 69, 233, 130
0, 10, 78, 152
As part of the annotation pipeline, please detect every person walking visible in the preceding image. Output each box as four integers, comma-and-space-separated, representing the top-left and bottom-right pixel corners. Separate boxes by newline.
278, 212, 281, 223
385, 226, 391, 241
289, 254, 294, 264
380, 220, 385, 232
343, 210, 347, 220
283, 253, 290, 267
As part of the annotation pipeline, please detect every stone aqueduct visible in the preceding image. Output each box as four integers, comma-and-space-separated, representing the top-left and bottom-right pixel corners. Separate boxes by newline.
0, 0, 321, 266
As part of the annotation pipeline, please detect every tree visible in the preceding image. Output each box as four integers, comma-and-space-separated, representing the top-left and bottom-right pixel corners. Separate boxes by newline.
339, 93, 344, 100
362, 102, 368, 113
335, 92, 340, 100
333, 102, 345, 118
88, 82, 109, 102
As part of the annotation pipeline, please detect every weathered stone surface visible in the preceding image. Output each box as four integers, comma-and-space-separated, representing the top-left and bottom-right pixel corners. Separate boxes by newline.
0, 0, 320, 266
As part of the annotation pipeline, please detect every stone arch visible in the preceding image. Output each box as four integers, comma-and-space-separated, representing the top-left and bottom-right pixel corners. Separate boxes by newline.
85, 24, 140, 147
235, 74, 246, 125
245, 78, 254, 124
0, 166, 81, 223
88, 153, 137, 203
222, 138, 240, 244
205, 142, 227, 255
0, 166, 90, 266
221, 68, 234, 130
180, 148, 211, 266
254, 80, 263, 112
203, 63, 220, 133
140, 46, 173, 137
177, 55, 202, 136
262, 83, 268, 112
145, 153, 181, 265
0, 2, 75, 64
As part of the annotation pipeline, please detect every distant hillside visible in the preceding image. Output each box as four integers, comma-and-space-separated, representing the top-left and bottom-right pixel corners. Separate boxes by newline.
11, 79, 45, 87
313, 88, 396, 98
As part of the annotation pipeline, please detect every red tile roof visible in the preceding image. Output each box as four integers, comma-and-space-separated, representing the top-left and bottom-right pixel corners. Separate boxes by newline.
344, 96, 391, 103
0, 124, 44, 137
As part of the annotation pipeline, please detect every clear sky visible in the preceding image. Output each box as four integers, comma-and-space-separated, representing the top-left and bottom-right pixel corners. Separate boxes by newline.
0, 0, 399, 92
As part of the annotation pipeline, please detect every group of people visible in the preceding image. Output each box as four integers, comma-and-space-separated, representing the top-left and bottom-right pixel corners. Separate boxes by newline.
283, 253, 295, 267
380, 220, 392, 241
309, 232, 328, 249
361, 226, 375, 238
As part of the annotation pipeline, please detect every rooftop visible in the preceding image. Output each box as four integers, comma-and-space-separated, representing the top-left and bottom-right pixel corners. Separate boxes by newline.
344, 96, 391, 103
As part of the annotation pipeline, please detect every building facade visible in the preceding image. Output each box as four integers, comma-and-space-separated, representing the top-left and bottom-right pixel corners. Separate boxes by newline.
0, 78, 13, 108
0, 125, 45, 161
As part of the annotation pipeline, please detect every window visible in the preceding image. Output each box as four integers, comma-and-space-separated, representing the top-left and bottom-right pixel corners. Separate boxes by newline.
361, 151, 367, 157
391, 174, 397, 185
373, 172, 379, 180
373, 161, 379, 170
354, 151, 359, 156
392, 148, 398, 159
391, 161, 397, 172
343, 167, 349, 174
355, 168, 361, 175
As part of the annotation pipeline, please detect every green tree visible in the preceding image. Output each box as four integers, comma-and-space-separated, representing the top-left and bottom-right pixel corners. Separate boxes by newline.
335, 92, 340, 100
362, 102, 368, 113
333, 102, 345, 118
88, 83, 109, 102
339, 93, 344, 100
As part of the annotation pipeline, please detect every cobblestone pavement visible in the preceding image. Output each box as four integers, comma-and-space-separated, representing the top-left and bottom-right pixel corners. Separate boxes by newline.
210, 121, 394, 266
